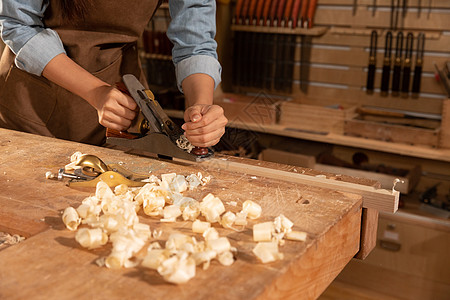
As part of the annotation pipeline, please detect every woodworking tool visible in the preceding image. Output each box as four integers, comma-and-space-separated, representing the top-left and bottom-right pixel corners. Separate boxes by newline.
306, 0, 317, 28
412, 32, 425, 98
380, 31, 393, 96
255, 0, 266, 25
46, 154, 149, 187
107, 75, 213, 161
401, 32, 414, 97
366, 30, 377, 95
300, 0, 309, 28
233, 0, 245, 24
372, 0, 376, 17
352, 0, 357, 16
391, 32, 404, 96
290, 0, 302, 28
401, 0, 407, 28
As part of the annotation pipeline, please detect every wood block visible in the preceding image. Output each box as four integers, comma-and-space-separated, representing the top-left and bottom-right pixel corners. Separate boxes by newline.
354, 208, 378, 260
344, 118, 440, 148
279, 102, 356, 135
215, 93, 280, 125
315, 164, 422, 194
258, 148, 316, 168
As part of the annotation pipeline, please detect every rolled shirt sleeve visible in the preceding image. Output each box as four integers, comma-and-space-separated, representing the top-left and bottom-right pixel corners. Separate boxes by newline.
167, 0, 222, 91
0, 0, 66, 76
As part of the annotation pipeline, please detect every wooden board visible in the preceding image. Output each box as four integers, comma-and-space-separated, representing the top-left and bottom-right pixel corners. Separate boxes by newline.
344, 118, 440, 148
0, 129, 365, 300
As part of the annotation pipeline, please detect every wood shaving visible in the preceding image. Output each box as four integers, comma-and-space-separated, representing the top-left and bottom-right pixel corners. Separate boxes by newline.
0, 232, 25, 249
175, 135, 194, 153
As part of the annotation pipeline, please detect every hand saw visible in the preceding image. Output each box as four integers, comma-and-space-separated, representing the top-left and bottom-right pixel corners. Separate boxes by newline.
106, 74, 214, 162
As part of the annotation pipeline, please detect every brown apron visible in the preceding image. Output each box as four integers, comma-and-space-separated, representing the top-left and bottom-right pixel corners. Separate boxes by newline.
0, 0, 160, 145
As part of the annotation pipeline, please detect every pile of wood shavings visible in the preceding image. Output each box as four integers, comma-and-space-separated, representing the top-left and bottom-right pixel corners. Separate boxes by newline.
61, 162, 308, 284
0, 232, 25, 250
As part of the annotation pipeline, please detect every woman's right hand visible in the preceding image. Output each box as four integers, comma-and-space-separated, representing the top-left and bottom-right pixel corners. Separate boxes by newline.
90, 85, 138, 131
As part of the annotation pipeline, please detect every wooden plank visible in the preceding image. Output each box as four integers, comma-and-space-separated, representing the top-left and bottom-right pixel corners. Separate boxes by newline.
0, 128, 364, 299
258, 148, 316, 168
314, 164, 421, 194
354, 208, 378, 260
314, 31, 450, 52
314, 8, 450, 31
290, 85, 445, 115
224, 120, 450, 162
300, 47, 449, 74
291, 66, 445, 95
231, 24, 328, 36
344, 119, 440, 147
198, 157, 399, 213
318, 0, 450, 7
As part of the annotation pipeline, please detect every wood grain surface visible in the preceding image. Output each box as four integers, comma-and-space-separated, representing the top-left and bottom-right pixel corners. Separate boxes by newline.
0, 129, 363, 300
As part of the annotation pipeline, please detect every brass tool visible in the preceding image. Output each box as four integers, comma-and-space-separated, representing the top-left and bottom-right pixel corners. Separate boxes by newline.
46, 154, 149, 188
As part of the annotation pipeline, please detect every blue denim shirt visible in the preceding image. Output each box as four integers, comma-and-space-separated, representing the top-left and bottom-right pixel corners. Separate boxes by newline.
0, 0, 222, 91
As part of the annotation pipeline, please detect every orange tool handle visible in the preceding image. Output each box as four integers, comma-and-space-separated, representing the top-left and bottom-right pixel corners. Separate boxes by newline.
255, 0, 266, 25
234, 0, 245, 24
307, 0, 318, 28
276, 0, 287, 26
241, 0, 252, 24
247, 0, 259, 24
284, 0, 294, 27
291, 0, 302, 28
269, 0, 279, 26
262, 0, 273, 26
300, 0, 309, 28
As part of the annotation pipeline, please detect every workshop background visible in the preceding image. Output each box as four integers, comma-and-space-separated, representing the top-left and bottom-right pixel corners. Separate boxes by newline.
0, 0, 448, 299
139, 0, 450, 299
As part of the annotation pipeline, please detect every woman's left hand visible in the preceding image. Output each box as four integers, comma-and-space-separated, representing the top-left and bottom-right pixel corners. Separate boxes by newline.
182, 104, 228, 147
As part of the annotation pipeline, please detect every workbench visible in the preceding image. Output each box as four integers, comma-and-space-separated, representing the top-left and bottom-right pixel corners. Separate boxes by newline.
0, 128, 397, 299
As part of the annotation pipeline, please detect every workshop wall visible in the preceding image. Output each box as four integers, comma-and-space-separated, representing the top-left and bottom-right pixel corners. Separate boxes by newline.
223, 0, 450, 114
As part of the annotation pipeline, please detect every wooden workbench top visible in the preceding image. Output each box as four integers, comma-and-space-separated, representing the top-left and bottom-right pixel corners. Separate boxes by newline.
0, 129, 363, 300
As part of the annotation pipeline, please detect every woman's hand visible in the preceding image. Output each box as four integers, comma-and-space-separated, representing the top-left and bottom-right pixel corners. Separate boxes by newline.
42, 54, 138, 131
182, 104, 228, 147
90, 85, 138, 131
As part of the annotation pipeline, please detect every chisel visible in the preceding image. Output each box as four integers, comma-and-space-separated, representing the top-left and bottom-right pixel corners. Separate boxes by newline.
306, 0, 318, 28
380, 31, 393, 96
401, 32, 414, 97
412, 32, 425, 98
366, 30, 377, 95
391, 32, 403, 96
300, 0, 309, 28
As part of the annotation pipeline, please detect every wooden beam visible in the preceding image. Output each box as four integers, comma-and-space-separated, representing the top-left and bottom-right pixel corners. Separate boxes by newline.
195, 158, 399, 213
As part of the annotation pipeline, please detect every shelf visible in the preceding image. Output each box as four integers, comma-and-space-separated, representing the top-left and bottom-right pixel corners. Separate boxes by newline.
165, 109, 450, 162
231, 24, 328, 36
